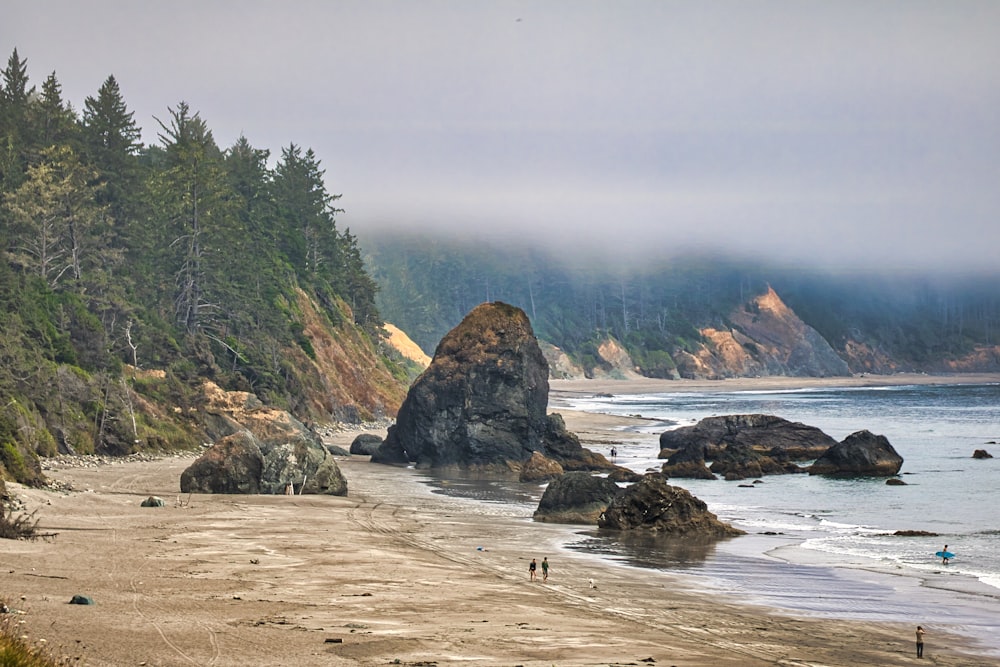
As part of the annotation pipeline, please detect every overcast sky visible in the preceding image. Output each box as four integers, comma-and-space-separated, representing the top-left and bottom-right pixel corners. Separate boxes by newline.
7, 1, 1000, 274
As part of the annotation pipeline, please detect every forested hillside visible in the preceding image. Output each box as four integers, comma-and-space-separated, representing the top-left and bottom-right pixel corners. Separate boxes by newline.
1, 49, 409, 486
362, 232, 1000, 378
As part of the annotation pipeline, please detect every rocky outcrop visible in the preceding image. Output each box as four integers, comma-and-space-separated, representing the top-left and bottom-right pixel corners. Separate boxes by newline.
372, 302, 613, 477
349, 433, 384, 456
198, 381, 320, 448
659, 414, 835, 480
180, 430, 347, 495
181, 431, 264, 494
302, 456, 348, 495
533, 472, 621, 524
660, 442, 716, 480
598, 474, 744, 537
520, 451, 564, 482
708, 442, 805, 480
808, 430, 903, 477
972, 449, 993, 459
659, 414, 838, 460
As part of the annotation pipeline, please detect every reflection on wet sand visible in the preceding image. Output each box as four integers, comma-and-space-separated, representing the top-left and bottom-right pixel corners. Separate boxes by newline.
568, 530, 725, 570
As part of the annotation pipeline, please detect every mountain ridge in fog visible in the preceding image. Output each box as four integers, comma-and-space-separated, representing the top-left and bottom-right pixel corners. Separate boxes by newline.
361, 230, 1000, 377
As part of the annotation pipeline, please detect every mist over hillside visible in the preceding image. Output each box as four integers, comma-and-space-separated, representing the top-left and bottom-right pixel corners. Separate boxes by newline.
362, 231, 1000, 378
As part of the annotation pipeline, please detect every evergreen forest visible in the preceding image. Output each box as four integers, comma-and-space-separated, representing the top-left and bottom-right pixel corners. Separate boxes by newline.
1, 49, 406, 485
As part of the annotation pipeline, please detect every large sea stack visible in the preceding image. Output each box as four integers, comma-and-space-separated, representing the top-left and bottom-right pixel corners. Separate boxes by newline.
372, 302, 612, 477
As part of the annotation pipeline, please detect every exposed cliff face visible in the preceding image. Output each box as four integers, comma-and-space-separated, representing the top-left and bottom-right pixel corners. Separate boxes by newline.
292, 289, 407, 422
678, 287, 850, 379
383, 322, 431, 368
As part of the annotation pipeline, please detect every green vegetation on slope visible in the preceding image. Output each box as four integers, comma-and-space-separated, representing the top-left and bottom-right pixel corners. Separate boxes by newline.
0, 49, 405, 486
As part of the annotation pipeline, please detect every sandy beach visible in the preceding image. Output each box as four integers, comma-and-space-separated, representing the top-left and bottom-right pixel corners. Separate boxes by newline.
4, 374, 999, 666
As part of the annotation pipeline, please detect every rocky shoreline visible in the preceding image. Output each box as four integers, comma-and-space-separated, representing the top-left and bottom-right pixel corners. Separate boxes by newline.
3, 377, 997, 665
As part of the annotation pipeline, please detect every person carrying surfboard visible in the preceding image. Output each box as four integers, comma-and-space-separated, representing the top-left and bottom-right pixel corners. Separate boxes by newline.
941, 544, 950, 564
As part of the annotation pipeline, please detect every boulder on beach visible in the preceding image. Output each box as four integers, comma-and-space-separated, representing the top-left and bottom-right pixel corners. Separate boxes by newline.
140, 496, 165, 507
533, 472, 621, 524
972, 449, 993, 459
350, 433, 384, 456
808, 430, 903, 477
372, 302, 613, 477
598, 474, 745, 537
180, 431, 264, 494
180, 429, 347, 495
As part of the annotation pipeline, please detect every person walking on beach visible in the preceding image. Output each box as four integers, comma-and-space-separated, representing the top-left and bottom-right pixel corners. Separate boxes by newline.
541, 557, 549, 582
529, 558, 537, 581
915, 625, 925, 658
942, 545, 950, 565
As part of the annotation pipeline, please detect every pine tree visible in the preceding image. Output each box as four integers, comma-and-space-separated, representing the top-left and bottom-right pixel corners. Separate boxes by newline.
4, 145, 108, 289
36, 71, 79, 149
272, 144, 343, 285
153, 102, 234, 334
0, 48, 35, 192
82, 74, 143, 244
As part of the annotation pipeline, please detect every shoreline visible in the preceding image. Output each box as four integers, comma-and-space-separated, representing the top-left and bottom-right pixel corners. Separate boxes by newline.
550, 371, 1000, 399
3, 373, 999, 665
9, 454, 994, 666
550, 373, 1000, 659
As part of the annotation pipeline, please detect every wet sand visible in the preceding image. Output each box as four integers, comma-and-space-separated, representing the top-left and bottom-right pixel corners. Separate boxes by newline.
3, 373, 998, 666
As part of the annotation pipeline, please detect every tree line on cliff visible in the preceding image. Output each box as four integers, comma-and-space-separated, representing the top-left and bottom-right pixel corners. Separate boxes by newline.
0, 48, 408, 484
361, 232, 1000, 377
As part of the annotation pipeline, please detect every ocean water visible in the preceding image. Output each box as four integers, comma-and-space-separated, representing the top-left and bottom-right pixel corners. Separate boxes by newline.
552, 382, 1000, 654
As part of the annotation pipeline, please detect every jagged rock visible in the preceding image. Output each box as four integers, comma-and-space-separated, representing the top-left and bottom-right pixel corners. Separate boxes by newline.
972, 449, 993, 459
598, 474, 744, 537
349, 433, 384, 456
659, 414, 838, 460
302, 457, 348, 496
607, 467, 643, 483
520, 451, 564, 482
180, 431, 264, 494
180, 430, 346, 495
533, 472, 621, 524
893, 530, 939, 536
198, 380, 323, 449
140, 496, 165, 507
325, 444, 350, 456
709, 442, 806, 480
372, 302, 613, 477
261, 440, 333, 495
809, 430, 903, 477
660, 443, 716, 480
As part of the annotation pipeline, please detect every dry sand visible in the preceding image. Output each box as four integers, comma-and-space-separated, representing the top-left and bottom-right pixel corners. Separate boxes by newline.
4, 373, 999, 666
